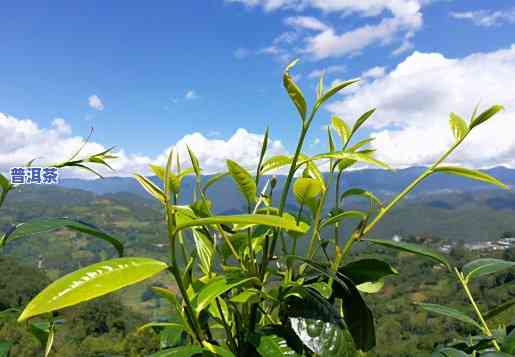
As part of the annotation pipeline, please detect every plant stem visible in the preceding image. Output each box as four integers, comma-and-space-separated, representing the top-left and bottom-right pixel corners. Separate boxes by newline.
455, 268, 501, 351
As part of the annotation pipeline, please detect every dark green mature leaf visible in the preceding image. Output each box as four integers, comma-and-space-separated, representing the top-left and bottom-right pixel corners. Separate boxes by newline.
289, 318, 356, 357
416, 303, 482, 330
283, 59, 307, 121
227, 160, 256, 204
469, 105, 504, 130
462, 258, 515, 282
484, 298, 515, 320
0, 341, 11, 357
340, 259, 398, 286
148, 345, 203, 357
0, 217, 124, 257
364, 239, 452, 271
251, 333, 300, 357
286, 256, 375, 351
293, 177, 322, 205
193, 275, 257, 315
18, 257, 168, 322
449, 113, 468, 141
433, 166, 509, 190
314, 79, 359, 112
175, 214, 310, 234
351, 109, 376, 136
480, 353, 513, 357
432, 347, 470, 357
331, 116, 351, 144
320, 210, 366, 229
503, 328, 515, 354
134, 173, 166, 203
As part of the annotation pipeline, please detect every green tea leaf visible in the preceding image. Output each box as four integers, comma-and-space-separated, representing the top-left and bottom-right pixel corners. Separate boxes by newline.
462, 258, 515, 282
0, 217, 124, 257
293, 177, 322, 205
0, 173, 11, 206
364, 239, 452, 271
315, 79, 359, 112
351, 109, 376, 136
432, 347, 470, 357
350, 137, 375, 152
250, 333, 301, 357
202, 341, 236, 357
186, 145, 201, 177
175, 214, 309, 234
283, 59, 307, 121
449, 113, 468, 141
261, 155, 293, 173
227, 159, 257, 204
416, 303, 482, 330
503, 328, 515, 354
340, 258, 398, 286
193, 275, 257, 315
18, 257, 168, 322
133, 173, 166, 203
320, 210, 366, 229
0, 341, 11, 357
469, 105, 504, 130
191, 228, 214, 276
316, 72, 324, 100
331, 116, 351, 144
203, 172, 229, 193
148, 345, 203, 357
433, 166, 509, 190
340, 188, 383, 208
484, 298, 515, 320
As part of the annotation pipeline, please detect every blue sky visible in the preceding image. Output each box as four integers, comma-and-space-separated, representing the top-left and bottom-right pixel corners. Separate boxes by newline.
1, 0, 515, 177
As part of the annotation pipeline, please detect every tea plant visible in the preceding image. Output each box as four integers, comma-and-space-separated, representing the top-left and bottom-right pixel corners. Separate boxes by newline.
1, 60, 514, 356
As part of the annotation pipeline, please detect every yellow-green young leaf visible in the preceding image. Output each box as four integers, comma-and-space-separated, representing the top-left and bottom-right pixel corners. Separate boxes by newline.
449, 113, 468, 141
0, 173, 12, 206
191, 228, 214, 276
18, 257, 168, 322
469, 104, 504, 130
351, 109, 376, 136
301, 151, 391, 170
350, 137, 375, 152
283, 59, 307, 120
316, 72, 325, 100
150, 163, 181, 194
202, 341, 236, 357
293, 178, 322, 205
261, 155, 293, 173
194, 275, 257, 315
320, 210, 367, 228
227, 160, 256, 204
203, 172, 230, 193
175, 214, 310, 234
433, 166, 509, 190
340, 188, 383, 209
331, 116, 351, 143
315, 79, 360, 111
186, 145, 201, 177
133, 174, 166, 203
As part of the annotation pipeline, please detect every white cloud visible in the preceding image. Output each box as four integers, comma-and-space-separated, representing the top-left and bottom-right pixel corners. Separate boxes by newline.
392, 40, 414, 56
88, 95, 104, 111
0, 113, 287, 178
362, 66, 386, 79
451, 8, 515, 27
185, 90, 199, 100
284, 16, 329, 31
308, 65, 346, 79
327, 45, 515, 168
228, 0, 425, 60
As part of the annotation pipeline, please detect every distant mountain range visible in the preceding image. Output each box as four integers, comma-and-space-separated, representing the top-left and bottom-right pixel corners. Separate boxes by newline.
58, 166, 515, 213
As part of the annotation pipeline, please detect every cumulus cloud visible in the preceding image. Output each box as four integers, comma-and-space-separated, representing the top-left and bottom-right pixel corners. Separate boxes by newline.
308, 65, 346, 79
229, 0, 425, 60
88, 95, 104, 111
327, 45, 515, 168
362, 66, 386, 79
0, 113, 286, 179
451, 8, 515, 27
